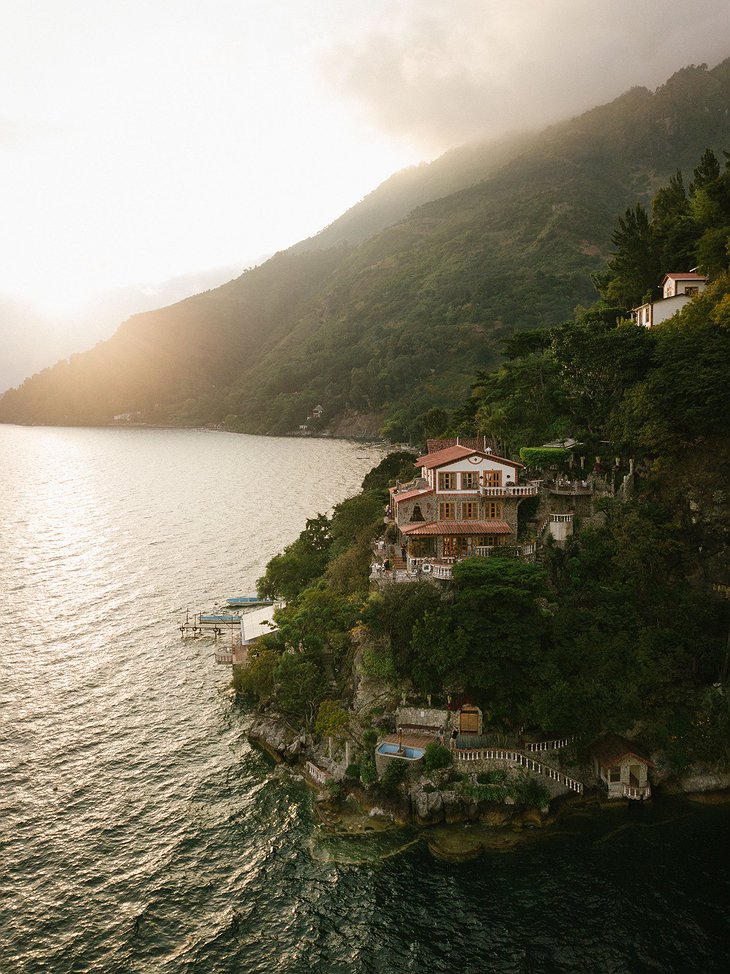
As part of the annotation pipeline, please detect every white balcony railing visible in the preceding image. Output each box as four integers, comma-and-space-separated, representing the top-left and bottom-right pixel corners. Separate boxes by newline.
473, 544, 536, 559
524, 736, 575, 753
479, 484, 539, 497
622, 783, 651, 800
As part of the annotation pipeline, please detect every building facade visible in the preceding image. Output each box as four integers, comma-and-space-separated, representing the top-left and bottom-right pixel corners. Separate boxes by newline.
390, 442, 539, 566
632, 272, 707, 328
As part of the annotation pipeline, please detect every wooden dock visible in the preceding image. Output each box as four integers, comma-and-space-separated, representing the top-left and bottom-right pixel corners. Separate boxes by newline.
180, 602, 282, 665
179, 611, 242, 637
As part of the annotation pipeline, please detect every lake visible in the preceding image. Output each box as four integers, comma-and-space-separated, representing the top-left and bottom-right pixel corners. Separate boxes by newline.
1, 425, 728, 973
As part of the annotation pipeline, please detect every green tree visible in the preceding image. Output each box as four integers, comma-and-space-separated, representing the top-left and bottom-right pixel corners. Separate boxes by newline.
314, 699, 350, 739
422, 741, 452, 772
256, 514, 332, 600
605, 204, 660, 308
362, 582, 438, 674
232, 646, 279, 703
361, 451, 417, 491
274, 653, 326, 721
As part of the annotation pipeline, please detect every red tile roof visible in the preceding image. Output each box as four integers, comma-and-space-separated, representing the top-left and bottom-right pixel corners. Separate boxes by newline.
415, 444, 475, 466
427, 436, 495, 454
400, 519, 513, 536
590, 734, 654, 768
393, 486, 434, 503
661, 272, 707, 282
415, 445, 523, 470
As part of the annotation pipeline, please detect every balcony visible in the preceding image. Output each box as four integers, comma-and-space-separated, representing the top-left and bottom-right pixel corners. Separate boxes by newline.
479, 483, 539, 497
473, 543, 536, 558
547, 479, 593, 496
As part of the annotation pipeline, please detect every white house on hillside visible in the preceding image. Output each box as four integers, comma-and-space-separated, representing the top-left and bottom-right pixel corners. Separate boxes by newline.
632, 272, 707, 328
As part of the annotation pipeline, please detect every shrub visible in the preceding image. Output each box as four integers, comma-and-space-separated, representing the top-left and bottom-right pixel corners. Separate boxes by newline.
361, 645, 398, 682
325, 779, 343, 802
359, 749, 377, 785
519, 447, 570, 468
314, 699, 349, 739
477, 770, 507, 786
362, 728, 378, 748
380, 760, 409, 795
422, 741, 452, 772
464, 783, 510, 803
512, 774, 551, 808
345, 763, 361, 781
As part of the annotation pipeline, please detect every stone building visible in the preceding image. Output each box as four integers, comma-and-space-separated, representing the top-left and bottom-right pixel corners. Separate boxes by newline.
389, 441, 539, 567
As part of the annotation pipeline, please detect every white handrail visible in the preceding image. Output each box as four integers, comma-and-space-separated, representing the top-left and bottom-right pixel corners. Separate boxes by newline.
524, 736, 575, 752
622, 783, 650, 800
306, 761, 331, 786
480, 485, 539, 497
453, 746, 583, 793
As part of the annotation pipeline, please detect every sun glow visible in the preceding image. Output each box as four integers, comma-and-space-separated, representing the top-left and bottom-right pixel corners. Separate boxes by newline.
0, 2, 414, 319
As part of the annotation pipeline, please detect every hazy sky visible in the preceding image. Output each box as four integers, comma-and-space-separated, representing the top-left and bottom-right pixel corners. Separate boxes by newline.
2, 0, 729, 319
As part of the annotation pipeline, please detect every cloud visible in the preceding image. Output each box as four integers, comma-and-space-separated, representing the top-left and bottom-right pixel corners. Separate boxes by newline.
321, 0, 730, 151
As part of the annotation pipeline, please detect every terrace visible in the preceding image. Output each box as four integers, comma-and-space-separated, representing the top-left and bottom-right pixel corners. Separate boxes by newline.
369, 542, 538, 585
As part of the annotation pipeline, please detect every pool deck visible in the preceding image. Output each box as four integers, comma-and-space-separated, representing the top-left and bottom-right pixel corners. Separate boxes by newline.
381, 733, 437, 750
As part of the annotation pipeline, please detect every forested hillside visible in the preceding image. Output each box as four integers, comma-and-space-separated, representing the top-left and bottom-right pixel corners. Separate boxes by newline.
241, 155, 730, 771
2, 60, 730, 436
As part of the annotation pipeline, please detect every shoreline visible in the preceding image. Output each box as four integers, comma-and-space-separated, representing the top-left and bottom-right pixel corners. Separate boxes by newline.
0, 418, 390, 445
309, 771, 730, 863
247, 728, 730, 862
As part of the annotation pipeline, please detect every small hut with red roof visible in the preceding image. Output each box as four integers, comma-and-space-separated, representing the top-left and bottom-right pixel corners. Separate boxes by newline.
590, 734, 654, 800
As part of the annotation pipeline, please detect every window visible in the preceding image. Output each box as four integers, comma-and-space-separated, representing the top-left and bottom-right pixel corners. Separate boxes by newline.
486, 501, 502, 519
609, 767, 621, 783
462, 501, 478, 520
443, 536, 467, 558
483, 470, 502, 488
685, 286, 698, 296
477, 534, 505, 547
439, 502, 455, 520
438, 472, 456, 490
461, 471, 478, 490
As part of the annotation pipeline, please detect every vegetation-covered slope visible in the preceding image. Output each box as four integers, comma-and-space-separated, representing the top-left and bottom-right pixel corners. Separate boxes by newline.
242, 155, 730, 774
3, 61, 730, 436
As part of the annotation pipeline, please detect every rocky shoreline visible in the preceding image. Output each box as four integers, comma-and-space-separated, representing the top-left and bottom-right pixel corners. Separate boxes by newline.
246, 710, 730, 859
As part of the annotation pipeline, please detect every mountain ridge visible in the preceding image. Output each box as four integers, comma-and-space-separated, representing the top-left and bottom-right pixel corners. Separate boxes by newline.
2, 59, 730, 437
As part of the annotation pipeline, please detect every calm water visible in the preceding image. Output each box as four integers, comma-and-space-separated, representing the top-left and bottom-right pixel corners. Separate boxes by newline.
1, 426, 728, 974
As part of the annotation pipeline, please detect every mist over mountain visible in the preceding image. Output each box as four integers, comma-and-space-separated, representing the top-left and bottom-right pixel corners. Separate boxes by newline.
0, 261, 261, 394
2, 59, 730, 436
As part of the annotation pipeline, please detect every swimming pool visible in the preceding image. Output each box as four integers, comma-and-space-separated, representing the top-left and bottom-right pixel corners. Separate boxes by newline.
376, 743, 425, 760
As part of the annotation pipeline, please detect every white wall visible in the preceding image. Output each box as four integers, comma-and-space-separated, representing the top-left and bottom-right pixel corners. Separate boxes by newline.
422, 455, 520, 489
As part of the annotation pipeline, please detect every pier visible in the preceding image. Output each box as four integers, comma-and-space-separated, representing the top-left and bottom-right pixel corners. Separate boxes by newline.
180, 602, 282, 664
179, 610, 242, 637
